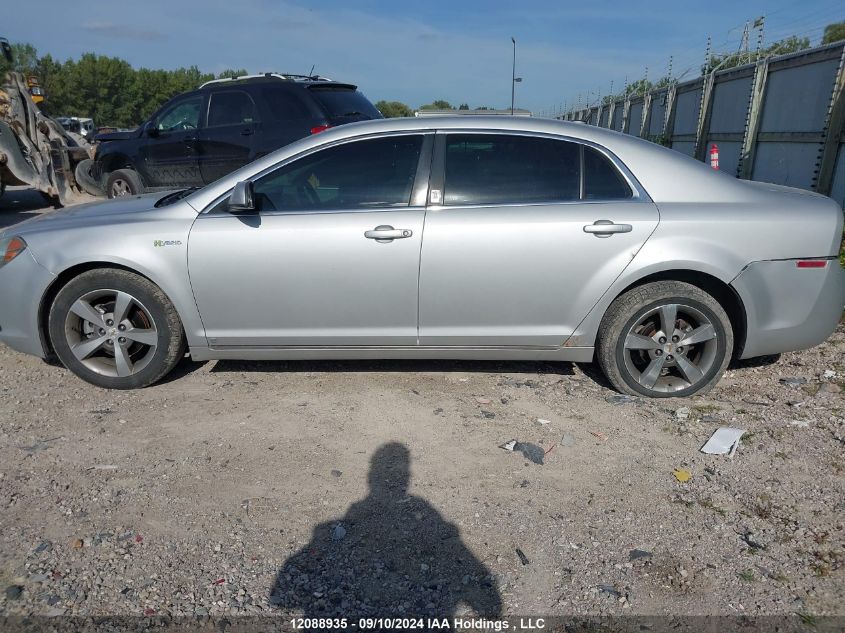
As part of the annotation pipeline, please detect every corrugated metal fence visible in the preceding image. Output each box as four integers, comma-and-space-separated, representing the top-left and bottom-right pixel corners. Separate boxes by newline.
562, 41, 845, 206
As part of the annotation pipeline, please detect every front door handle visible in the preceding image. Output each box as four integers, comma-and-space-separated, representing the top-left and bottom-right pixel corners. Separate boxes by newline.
583, 219, 632, 237
364, 225, 413, 243
241, 128, 254, 136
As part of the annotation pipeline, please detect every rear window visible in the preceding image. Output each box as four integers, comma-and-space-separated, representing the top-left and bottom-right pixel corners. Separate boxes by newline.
443, 134, 581, 206
583, 147, 632, 200
309, 87, 381, 120
261, 85, 312, 119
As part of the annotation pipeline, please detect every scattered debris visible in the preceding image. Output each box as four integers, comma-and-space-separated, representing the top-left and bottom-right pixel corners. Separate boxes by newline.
499, 440, 545, 464
598, 584, 622, 598
589, 430, 608, 442
543, 443, 557, 456
87, 464, 118, 471
605, 394, 638, 405
787, 420, 810, 428
700, 427, 746, 457
561, 433, 576, 447
779, 377, 807, 386
673, 468, 692, 483
787, 400, 805, 408
71, 539, 83, 549
480, 410, 495, 419
823, 370, 836, 379
5, 585, 23, 600
515, 548, 530, 565
475, 397, 491, 405
331, 524, 347, 541
536, 418, 551, 426
629, 549, 653, 561
738, 530, 766, 551
330, 469, 342, 478
675, 407, 691, 420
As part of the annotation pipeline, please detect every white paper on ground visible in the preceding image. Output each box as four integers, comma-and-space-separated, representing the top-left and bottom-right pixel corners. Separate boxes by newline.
700, 427, 746, 457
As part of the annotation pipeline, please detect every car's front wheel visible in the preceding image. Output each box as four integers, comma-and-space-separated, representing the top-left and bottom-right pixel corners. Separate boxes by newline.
597, 281, 733, 398
48, 269, 186, 389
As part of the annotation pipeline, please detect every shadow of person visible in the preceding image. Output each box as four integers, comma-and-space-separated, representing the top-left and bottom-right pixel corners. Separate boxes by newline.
271, 442, 501, 621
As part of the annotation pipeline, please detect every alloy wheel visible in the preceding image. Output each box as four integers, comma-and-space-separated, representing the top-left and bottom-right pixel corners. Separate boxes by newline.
622, 303, 719, 394
63, 289, 158, 377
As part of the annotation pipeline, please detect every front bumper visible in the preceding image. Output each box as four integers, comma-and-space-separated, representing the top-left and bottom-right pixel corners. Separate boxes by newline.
0, 249, 55, 358
732, 258, 845, 359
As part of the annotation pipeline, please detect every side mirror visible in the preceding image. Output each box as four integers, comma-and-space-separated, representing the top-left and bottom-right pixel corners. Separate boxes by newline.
228, 181, 255, 212
146, 124, 160, 138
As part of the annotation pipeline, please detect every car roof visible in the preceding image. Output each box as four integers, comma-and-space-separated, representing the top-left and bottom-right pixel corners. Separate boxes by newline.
198, 74, 357, 91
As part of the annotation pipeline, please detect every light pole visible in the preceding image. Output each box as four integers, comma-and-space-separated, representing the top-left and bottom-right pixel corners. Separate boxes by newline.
510, 37, 522, 115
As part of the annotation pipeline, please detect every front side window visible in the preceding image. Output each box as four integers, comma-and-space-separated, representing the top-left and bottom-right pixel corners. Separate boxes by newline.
156, 96, 203, 131
443, 134, 580, 205
207, 90, 257, 127
250, 135, 423, 212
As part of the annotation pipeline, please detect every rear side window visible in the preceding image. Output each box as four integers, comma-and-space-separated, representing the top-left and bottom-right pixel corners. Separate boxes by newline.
250, 135, 423, 211
309, 87, 382, 120
207, 91, 257, 127
261, 85, 312, 119
584, 146, 632, 200
444, 134, 580, 205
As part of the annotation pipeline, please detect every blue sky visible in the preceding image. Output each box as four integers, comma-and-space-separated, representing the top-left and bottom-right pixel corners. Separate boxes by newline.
5, 0, 843, 114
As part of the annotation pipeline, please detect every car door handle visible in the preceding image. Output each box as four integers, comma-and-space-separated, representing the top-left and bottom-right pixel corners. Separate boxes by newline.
364, 225, 413, 242
240, 128, 254, 136
583, 220, 632, 237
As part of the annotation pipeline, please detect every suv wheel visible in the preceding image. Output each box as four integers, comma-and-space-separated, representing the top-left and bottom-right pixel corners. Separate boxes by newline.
597, 281, 733, 398
107, 169, 143, 198
48, 268, 186, 389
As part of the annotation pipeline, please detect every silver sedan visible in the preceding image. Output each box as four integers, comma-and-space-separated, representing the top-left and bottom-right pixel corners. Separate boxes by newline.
0, 117, 843, 397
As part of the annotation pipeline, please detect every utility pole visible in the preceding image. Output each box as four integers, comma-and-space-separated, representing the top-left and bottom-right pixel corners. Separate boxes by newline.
754, 15, 765, 61
511, 37, 516, 115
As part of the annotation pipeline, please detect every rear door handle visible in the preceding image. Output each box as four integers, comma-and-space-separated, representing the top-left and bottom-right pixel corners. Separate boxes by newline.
583, 220, 632, 237
364, 225, 413, 243
241, 128, 254, 136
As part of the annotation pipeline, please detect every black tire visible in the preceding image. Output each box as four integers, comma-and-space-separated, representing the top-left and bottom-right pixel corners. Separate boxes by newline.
74, 158, 105, 196
597, 281, 733, 398
48, 268, 186, 389
106, 168, 143, 199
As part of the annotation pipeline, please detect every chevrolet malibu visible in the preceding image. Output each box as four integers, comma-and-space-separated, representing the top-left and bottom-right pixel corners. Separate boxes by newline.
0, 117, 843, 397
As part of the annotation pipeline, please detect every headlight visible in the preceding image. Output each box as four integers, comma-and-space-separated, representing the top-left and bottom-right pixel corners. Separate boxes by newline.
0, 236, 27, 269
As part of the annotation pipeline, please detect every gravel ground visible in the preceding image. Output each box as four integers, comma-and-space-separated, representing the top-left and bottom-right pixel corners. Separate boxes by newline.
0, 188, 843, 623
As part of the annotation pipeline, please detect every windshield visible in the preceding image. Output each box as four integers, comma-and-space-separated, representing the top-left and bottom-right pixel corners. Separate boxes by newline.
309, 87, 381, 120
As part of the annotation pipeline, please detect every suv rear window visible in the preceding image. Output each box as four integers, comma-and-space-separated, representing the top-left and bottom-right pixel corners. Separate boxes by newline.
309, 87, 381, 120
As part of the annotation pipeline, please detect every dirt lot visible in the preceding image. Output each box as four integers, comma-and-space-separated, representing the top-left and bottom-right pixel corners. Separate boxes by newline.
0, 188, 843, 624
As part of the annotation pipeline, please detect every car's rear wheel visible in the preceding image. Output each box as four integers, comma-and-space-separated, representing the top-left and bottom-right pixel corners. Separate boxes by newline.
106, 169, 143, 198
48, 269, 185, 389
597, 281, 733, 398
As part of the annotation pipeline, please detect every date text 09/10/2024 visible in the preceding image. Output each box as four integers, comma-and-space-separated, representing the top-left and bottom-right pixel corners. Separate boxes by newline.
290, 618, 546, 630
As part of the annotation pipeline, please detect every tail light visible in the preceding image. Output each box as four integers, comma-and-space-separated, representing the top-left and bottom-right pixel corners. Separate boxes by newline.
0, 236, 27, 268
310, 124, 332, 135
796, 260, 827, 269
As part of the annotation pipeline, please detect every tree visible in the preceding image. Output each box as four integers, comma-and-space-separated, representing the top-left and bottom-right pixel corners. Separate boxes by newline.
0, 42, 39, 76
374, 100, 413, 118
458, 103, 469, 110
216, 68, 250, 80
822, 21, 845, 45
702, 36, 810, 74
419, 100, 453, 110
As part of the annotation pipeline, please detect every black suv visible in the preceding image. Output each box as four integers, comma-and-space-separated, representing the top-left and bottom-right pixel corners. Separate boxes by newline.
91, 74, 382, 198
